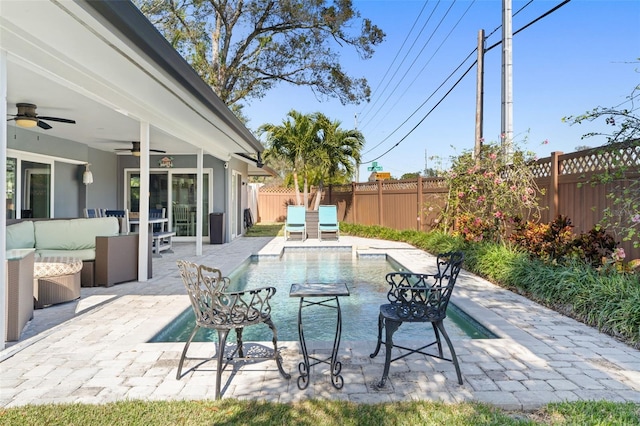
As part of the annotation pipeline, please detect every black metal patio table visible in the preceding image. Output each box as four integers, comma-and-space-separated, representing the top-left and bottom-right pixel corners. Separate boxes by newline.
289, 282, 350, 390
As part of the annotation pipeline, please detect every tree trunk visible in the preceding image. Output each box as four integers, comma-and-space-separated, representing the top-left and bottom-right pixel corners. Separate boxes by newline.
293, 171, 302, 206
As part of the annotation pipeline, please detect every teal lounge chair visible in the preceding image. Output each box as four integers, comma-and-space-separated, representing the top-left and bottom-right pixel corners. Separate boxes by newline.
318, 205, 339, 241
285, 205, 306, 241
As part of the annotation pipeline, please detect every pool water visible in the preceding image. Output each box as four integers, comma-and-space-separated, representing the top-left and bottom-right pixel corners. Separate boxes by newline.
151, 250, 496, 343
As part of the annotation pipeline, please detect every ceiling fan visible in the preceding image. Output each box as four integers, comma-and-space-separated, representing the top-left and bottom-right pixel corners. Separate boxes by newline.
7, 103, 76, 130
116, 141, 166, 156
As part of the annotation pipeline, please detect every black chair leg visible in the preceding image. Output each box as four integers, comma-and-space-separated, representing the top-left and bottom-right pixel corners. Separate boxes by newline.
431, 322, 443, 357
265, 318, 291, 379
378, 318, 401, 388
236, 327, 244, 357
176, 325, 199, 379
370, 313, 384, 358
434, 320, 463, 385
214, 329, 230, 399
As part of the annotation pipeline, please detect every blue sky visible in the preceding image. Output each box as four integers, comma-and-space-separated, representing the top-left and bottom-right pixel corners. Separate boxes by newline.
243, 0, 640, 179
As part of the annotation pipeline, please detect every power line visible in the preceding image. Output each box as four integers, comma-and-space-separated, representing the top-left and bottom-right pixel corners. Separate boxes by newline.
361, 0, 534, 138
360, 0, 458, 131
362, 48, 477, 156
361, 0, 477, 143
358, 1, 431, 121
360, 1, 443, 126
361, 0, 573, 165
363, 61, 477, 164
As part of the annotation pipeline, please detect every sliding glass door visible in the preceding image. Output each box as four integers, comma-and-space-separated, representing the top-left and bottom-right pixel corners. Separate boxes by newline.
126, 169, 212, 238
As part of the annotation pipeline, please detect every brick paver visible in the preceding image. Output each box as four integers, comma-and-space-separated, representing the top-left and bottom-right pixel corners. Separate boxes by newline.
1, 236, 639, 410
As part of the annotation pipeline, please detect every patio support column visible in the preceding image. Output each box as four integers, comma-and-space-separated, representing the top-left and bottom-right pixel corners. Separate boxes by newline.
137, 122, 150, 282
196, 148, 203, 256
1, 49, 8, 348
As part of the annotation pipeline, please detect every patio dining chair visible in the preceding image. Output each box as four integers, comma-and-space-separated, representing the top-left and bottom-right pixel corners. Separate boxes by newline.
173, 204, 192, 236
370, 251, 465, 387
83, 208, 99, 218
284, 205, 306, 241
318, 205, 340, 241
175, 260, 290, 399
104, 209, 129, 233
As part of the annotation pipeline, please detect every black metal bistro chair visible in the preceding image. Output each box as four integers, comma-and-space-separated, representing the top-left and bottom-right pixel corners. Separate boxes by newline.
175, 260, 290, 399
370, 251, 465, 387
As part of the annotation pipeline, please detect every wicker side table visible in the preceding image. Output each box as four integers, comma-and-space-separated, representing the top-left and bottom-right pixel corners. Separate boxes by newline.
33, 257, 83, 309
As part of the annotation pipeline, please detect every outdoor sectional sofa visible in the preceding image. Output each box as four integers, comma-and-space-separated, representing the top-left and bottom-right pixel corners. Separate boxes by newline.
6, 217, 141, 288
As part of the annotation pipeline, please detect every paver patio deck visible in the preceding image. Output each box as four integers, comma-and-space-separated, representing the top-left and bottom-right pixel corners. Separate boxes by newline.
2, 236, 639, 409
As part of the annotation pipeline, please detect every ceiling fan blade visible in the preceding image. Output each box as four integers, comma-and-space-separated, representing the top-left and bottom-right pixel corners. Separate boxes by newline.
37, 120, 52, 130
37, 116, 76, 124
151, 149, 167, 153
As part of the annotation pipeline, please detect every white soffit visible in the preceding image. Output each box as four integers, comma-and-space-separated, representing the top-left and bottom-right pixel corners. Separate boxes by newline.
0, 0, 259, 159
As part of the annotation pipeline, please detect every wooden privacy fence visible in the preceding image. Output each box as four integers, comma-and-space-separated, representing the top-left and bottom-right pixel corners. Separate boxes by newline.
257, 142, 640, 259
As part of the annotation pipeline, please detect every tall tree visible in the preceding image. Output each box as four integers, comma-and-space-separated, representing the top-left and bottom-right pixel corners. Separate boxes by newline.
260, 110, 322, 206
260, 110, 363, 208
135, 0, 385, 113
311, 114, 363, 208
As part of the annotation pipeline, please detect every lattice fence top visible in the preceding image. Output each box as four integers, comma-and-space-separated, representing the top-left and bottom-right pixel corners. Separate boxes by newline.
560, 143, 640, 175
383, 181, 417, 190
422, 178, 448, 188
531, 160, 552, 178
355, 183, 379, 192
259, 186, 296, 194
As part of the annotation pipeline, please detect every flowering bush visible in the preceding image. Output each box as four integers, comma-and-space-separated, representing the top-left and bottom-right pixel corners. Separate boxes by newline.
439, 142, 544, 242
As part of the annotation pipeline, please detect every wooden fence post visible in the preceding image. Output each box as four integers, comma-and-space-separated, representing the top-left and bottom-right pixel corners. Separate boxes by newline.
417, 176, 423, 231
351, 181, 356, 224
378, 179, 383, 226
550, 151, 562, 220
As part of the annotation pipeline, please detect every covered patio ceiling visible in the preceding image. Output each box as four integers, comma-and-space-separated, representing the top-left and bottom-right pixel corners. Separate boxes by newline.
1, 0, 265, 166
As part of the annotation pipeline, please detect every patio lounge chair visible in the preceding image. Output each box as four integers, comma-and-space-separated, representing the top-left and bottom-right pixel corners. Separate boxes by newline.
284, 205, 306, 241
318, 205, 340, 241
175, 260, 290, 399
370, 251, 465, 387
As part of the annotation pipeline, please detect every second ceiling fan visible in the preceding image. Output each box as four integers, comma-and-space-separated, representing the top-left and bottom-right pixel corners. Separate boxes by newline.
116, 141, 166, 156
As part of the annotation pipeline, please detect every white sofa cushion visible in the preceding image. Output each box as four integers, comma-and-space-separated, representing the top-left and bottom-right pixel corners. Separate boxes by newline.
34, 217, 119, 251
6, 221, 35, 250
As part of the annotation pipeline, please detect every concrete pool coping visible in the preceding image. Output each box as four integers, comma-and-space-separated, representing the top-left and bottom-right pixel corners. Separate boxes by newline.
2, 235, 639, 409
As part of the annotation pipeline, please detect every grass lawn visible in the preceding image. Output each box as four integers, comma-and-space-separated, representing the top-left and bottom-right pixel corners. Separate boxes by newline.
1, 399, 638, 425
245, 223, 284, 237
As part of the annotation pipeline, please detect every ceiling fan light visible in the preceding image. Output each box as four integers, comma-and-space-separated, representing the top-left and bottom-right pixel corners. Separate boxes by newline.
132, 150, 141, 157
16, 117, 38, 128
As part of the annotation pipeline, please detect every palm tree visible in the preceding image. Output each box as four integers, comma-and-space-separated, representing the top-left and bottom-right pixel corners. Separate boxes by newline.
261, 110, 364, 210
311, 114, 364, 209
260, 110, 323, 207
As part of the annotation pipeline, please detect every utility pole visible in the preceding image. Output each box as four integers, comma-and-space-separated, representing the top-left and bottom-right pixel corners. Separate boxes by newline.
474, 29, 485, 163
424, 149, 428, 176
354, 112, 360, 183
501, 0, 513, 162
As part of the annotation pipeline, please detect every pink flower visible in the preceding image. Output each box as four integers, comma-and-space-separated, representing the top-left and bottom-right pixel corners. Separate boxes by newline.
510, 185, 517, 191
470, 185, 477, 192
458, 192, 465, 198
494, 177, 503, 185
542, 139, 549, 145
612, 248, 626, 262
477, 196, 486, 204
489, 153, 497, 160
493, 211, 503, 219
632, 214, 640, 223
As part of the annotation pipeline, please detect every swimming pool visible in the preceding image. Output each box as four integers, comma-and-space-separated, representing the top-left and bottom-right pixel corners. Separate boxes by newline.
151, 249, 496, 343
